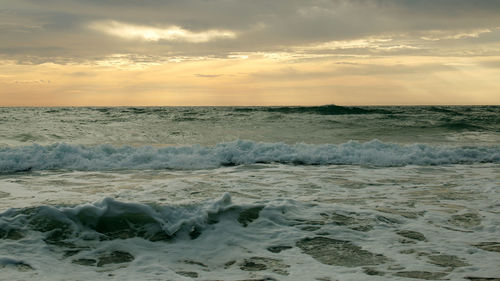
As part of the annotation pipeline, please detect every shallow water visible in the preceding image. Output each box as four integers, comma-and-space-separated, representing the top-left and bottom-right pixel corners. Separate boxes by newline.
1, 106, 499, 280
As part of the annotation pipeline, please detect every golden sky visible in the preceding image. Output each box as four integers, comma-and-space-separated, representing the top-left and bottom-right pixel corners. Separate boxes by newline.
1, 0, 500, 106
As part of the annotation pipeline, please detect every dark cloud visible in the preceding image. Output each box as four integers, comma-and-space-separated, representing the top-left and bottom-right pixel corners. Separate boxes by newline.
66, 71, 97, 77
1, 0, 500, 63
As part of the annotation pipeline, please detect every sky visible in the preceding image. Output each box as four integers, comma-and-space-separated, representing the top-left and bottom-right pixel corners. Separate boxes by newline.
1, 0, 500, 106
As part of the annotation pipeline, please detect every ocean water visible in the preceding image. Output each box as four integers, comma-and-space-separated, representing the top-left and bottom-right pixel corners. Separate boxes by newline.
0, 105, 499, 281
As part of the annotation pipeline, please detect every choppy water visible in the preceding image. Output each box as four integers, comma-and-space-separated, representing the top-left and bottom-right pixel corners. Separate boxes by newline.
0, 106, 499, 280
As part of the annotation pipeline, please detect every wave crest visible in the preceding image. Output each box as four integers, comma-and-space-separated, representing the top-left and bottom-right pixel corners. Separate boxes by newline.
1, 140, 499, 172
0, 193, 268, 242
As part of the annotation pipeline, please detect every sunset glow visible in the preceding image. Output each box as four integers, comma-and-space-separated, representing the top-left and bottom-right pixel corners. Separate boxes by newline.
1, 0, 499, 106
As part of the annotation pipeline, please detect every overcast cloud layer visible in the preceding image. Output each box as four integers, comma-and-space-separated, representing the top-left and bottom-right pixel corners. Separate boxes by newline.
2, 0, 500, 63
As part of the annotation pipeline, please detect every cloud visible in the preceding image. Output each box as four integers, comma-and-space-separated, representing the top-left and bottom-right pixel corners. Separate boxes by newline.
1, 0, 500, 63
419, 29, 493, 41
89, 20, 236, 43
10, 79, 51, 85
480, 60, 500, 68
65, 71, 96, 77
249, 62, 459, 82
0, 23, 43, 33
295, 37, 422, 54
195, 74, 223, 78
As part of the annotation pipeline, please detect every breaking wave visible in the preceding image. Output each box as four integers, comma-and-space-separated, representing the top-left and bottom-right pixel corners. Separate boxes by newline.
0, 193, 270, 242
1, 140, 499, 173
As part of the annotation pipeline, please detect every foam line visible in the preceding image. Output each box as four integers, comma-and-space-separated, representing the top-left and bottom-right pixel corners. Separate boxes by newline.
1, 140, 499, 172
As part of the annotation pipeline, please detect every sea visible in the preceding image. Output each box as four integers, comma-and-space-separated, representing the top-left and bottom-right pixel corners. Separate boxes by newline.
0, 105, 499, 281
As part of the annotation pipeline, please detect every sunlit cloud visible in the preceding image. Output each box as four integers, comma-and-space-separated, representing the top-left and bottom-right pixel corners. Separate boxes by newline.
295, 37, 421, 53
227, 54, 249, 60
419, 28, 493, 41
89, 53, 229, 69
89, 20, 236, 43
311, 38, 394, 50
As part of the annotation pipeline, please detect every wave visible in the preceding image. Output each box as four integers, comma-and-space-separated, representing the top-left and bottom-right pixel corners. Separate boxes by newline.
235, 105, 389, 115
0, 140, 499, 172
0, 193, 270, 242
437, 121, 487, 131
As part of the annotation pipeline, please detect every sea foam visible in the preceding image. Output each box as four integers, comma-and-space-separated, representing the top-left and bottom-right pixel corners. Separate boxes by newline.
0, 193, 241, 241
0, 140, 499, 172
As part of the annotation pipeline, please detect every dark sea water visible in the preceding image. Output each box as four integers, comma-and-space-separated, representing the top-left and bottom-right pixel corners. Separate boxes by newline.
0, 106, 499, 280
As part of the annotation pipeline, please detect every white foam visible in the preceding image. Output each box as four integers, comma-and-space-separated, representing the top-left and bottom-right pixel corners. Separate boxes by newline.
1, 164, 500, 280
0, 193, 236, 239
0, 140, 499, 172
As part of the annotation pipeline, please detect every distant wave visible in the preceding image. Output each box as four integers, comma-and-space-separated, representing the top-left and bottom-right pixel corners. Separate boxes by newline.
235, 104, 389, 115
41, 105, 388, 116
1, 140, 499, 172
437, 122, 487, 131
